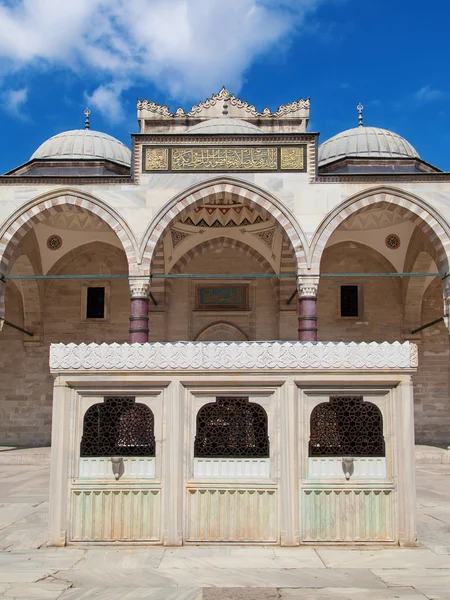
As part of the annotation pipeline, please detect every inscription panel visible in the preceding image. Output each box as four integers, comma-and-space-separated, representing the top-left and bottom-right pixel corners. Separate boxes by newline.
196, 285, 249, 310
143, 145, 307, 172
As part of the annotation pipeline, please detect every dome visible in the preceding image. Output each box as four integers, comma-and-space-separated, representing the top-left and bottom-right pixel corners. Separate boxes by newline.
30, 129, 131, 167
186, 118, 263, 135
318, 126, 419, 166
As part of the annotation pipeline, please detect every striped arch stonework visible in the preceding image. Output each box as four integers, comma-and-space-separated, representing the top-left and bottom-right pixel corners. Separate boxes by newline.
0, 193, 139, 319
310, 191, 450, 274
141, 182, 306, 276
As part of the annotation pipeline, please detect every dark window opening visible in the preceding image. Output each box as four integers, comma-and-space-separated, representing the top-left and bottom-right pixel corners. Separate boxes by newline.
309, 396, 385, 457
340, 285, 359, 317
194, 397, 269, 458
80, 396, 155, 457
86, 286, 105, 319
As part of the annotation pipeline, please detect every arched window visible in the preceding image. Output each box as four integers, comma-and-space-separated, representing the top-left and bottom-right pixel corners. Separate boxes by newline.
194, 397, 269, 458
80, 397, 155, 457
309, 396, 385, 457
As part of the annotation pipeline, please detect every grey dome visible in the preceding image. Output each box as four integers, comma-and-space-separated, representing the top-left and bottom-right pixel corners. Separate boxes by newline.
318, 126, 419, 166
186, 118, 263, 135
31, 129, 131, 167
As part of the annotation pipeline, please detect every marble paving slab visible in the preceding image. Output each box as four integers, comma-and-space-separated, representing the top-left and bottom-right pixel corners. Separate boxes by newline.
74, 548, 165, 570
0, 582, 70, 598
156, 567, 387, 589
158, 554, 324, 569
315, 546, 450, 568
0, 548, 85, 569
278, 588, 429, 599
59, 588, 203, 599
372, 568, 450, 599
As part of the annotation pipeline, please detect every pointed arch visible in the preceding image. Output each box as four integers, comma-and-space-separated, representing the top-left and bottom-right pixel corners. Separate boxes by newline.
140, 177, 307, 276
0, 188, 139, 276
170, 236, 276, 275
0, 189, 139, 319
310, 186, 450, 274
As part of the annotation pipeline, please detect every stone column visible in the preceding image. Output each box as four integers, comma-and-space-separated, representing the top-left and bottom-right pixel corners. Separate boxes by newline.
0, 276, 5, 330
129, 278, 151, 343
443, 278, 450, 331
297, 276, 319, 342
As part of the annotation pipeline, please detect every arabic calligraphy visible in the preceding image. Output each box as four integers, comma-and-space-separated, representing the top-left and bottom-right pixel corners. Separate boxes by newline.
145, 148, 169, 170
197, 285, 248, 310
280, 147, 304, 170
143, 145, 307, 171
172, 147, 277, 171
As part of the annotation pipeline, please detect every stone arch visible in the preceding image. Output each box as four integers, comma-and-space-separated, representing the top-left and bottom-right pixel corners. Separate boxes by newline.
0, 189, 139, 319
320, 240, 403, 304
140, 177, 307, 275
170, 236, 276, 275
10, 255, 42, 339
310, 187, 450, 274
46, 241, 128, 277
403, 251, 437, 333
0, 189, 138, 276
195, 321, 249, 341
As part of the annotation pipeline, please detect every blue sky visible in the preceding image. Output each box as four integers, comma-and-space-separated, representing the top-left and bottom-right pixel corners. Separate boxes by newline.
1, 0, 449, 173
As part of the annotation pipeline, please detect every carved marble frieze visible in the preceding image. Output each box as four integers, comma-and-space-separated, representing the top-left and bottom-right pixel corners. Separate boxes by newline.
50, 341, 418, 371
143, 145, 307, 172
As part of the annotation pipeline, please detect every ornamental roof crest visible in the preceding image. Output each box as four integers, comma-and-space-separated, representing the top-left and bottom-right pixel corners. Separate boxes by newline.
137, 87, 310, 121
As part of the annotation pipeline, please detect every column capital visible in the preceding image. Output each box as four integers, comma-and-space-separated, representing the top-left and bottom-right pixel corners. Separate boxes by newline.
297, 276, 319, 298
129, 277, 151, 299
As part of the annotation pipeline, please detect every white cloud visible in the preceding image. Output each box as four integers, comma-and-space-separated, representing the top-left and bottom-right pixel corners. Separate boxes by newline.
85, 82, 129, 123
414, 85, 444, 103
0, 0, 328, 113
1, 87, 28, 118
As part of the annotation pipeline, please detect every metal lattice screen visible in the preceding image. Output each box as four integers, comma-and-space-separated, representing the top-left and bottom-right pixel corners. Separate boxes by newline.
80, 396, 155, 457
194, 397, 269, 458
309, 396, 385, 457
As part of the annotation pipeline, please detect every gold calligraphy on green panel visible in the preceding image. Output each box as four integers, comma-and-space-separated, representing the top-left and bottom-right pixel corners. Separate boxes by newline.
172, 147, 278, 171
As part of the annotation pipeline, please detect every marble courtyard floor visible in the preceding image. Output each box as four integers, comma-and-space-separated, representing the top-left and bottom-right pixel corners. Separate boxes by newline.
0, 448, 449, 599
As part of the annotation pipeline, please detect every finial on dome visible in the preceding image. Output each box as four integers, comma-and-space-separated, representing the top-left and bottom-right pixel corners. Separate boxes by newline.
357, 103, 364, 127
84, 107, 91, 130
222, 89, 230, 116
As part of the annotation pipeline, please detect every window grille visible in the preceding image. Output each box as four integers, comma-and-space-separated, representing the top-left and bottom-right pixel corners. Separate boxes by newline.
194, 397, 269, 458
80, 396, 155, 457
309, 396, 385, 457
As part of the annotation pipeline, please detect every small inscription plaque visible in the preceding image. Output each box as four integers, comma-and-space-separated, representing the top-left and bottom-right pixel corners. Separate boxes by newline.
280, 147, 304, 170
196, 285, 249, 310
145, 148, 169, 171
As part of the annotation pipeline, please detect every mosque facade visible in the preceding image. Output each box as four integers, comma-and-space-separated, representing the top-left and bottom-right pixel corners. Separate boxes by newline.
0, 89, 447, 545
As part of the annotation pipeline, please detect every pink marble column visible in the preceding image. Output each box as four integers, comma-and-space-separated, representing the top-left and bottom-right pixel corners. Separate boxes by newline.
297, 277, 319, 342
129, 278, 150, 343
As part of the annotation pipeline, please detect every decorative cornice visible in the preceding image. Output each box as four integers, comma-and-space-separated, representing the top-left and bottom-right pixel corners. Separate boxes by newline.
49, 341, 418, 371
136, 135, 313, 145
137, 88, 310, 119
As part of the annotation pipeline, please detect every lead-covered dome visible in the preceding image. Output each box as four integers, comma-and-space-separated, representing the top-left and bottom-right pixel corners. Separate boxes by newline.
30, 129, 131, 167
318, 126, 419, 166
186, 118, 263, 135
